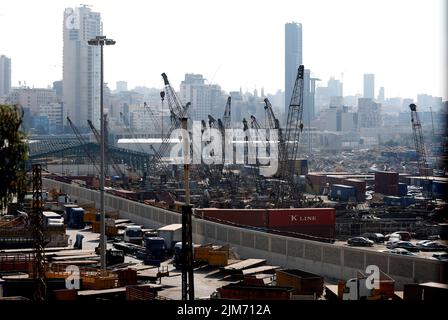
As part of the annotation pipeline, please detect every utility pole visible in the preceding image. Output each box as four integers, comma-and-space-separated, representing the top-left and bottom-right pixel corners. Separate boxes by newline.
181, 118, 194, 300
88, 35, 115, 271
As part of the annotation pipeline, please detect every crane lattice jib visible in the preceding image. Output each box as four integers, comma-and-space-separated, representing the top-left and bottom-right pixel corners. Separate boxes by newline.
281, 65, 305, 180
264, 98, 285, 157
409, 103, 428, 175
87, 119, 124, 177
143, 102, 162, 133
275, 65, 305, 207
223, 96, 232, 130
157, 73, 190, 168
66, 117, 100, 173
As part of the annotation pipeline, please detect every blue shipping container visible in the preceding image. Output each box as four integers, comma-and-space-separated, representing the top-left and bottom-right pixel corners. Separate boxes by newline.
383, 196, 402, 206
398, 183, 407, 197
330, 184, 356, 201
432, 181, 448, 199
69, 208, 85, 229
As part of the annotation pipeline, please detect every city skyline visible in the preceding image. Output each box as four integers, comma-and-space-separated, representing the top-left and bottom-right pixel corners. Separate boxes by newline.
0, 0, 446, 100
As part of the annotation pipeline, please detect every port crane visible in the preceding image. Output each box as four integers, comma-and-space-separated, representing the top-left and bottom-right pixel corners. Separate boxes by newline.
66, 116, 100, 174
275, 65, 305, 207
87, 118, 125, 180
409, 103, 433, 201
157, 73, 190, 161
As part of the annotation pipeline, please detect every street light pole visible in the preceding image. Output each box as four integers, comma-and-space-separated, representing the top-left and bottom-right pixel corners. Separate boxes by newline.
88, 36, 115, 271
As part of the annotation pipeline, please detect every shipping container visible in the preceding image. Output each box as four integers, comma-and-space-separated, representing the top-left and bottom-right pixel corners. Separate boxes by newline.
345, 179, 367, 202
68, 208, 85, 229
375, 171, 399, 196
276, 269, 324, 296
63, 204, 78, 223
157, 224, 182, 251
399, 173, 411, 184
432, 181, 448, 200
399, 183, 408, 197
329, 184, 356, 202
196, 209, 267, 228
383, 196, 402, 207
268, 208, 335, 239
215, 283, 294, 300
197, 208, 336, 239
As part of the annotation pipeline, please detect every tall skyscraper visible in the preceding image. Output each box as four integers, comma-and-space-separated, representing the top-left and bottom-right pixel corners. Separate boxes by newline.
0, 55, 11, 97
363, 74, 375, 99
63, 6, 102, 129
285, 22, 302, 120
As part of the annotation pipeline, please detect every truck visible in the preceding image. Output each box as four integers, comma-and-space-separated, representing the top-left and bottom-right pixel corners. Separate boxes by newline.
157, 224, 182, 252
124, 225, 144, 244
136, 237, 167, 265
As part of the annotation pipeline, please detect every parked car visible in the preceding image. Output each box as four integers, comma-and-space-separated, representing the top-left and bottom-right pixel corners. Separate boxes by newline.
385, 231, 412, 241
347, 237, 374, 247
362, 233, 385, 243
416, 240, 432, 246
382, 248, 416, 256
386, 241, 419, 252
417, 241, 448, 251
432, 253, 448, 261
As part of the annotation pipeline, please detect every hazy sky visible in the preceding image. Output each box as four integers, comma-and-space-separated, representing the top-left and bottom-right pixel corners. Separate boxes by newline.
0, 0, 446, 100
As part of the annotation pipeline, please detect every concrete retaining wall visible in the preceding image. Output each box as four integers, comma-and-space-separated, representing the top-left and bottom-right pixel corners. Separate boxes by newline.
43, 178, 447, 286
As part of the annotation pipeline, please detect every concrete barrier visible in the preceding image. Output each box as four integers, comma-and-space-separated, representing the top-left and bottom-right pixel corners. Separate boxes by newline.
43, 178, 447, 286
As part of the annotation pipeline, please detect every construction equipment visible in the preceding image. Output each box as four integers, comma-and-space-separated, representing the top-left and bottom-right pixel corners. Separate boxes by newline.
276, 65, 305, 207
157, 73, 190, 173
66, 117, 100, 174
409, 103, 430, 176
222, 96, 232, 130
143, 101, 162, 133
31, 164, 47, 301
409, 103, 433, 202
264, 98, 285, 158
87, 118, 125, 179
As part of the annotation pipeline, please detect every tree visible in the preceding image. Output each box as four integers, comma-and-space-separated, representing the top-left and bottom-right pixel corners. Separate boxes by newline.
0, 105, 28, 210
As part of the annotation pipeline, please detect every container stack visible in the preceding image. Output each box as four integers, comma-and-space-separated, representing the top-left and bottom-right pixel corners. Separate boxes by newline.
375, 171, 399, 196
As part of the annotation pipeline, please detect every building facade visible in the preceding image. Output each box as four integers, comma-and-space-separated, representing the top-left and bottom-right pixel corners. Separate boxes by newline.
63, 6, 102, 129
8, 87, 57, 115
357, 98, 381, 128
179, 73, 224, 121
0, 55, 11, 97
363, 74, 375, 99
285, 22, 302, 121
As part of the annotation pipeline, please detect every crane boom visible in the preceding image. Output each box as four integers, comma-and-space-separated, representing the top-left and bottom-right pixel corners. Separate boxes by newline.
223, 96, 231, 129
87, 118, 125, 178
409, 103, 429, 176
276, 65, 305, 207
66, 117, 100, 173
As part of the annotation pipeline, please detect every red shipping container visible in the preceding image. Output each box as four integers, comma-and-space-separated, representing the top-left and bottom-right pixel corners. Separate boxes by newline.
197, 208, 267, 228
267, 208, 336, 227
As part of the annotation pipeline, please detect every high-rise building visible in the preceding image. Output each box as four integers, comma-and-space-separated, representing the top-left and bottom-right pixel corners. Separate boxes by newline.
0, 55, 11, 97
357, 98, 381, 128
8, 87, 57, 115
285, 22, 302, 120
63, 6, 103, 129
179, 73, 224, 121
363, 74, 375, 99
